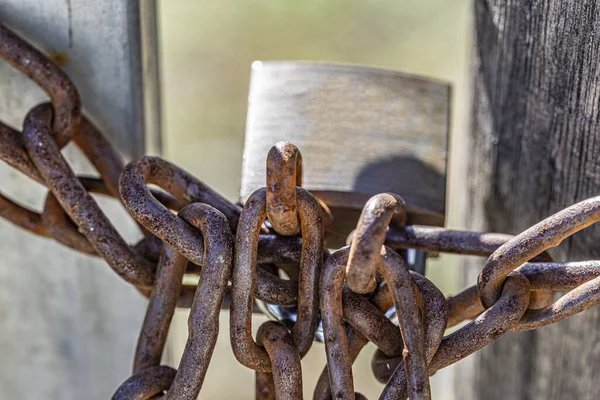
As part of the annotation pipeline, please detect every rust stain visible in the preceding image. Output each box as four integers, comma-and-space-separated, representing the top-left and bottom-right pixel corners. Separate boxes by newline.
48, 51, 69, 67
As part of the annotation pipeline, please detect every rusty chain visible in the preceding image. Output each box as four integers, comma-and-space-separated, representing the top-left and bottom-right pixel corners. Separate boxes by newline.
2, 24, 600, 400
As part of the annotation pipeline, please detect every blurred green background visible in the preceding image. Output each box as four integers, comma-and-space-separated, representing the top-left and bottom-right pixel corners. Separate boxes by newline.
157, 1, 472, 398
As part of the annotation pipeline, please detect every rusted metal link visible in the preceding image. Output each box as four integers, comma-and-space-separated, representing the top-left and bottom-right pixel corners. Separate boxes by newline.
255, 267, 299, 306
429, 272, 530, 374
321, 246, 430, 399
120, 156, 241, 241
447, 261, 600, 328
5, 37, 600, 399
0, 121, 45, 183
136, 223, 553, 281
478, 195, 600, 309
0, 114, 139, 252
264, 224, 554, 265
342, 287, 402, 357
371, 272, 448, 385
134, 232, 301, 307
256, 321, 303, 400
73, 118, 124, 196
517, 275, 600, 330
315, 274, 442, 400
519, 261, 600, 290
1, 120, 180, 229
313, 275, 402, 399
378, 271, 530, 400
41, 191, 97, 254
346, 193, 406, 294
134, 244, 187, 373
256, 371, 276, 400
23, 103, 155, 288
0, 109, 178, 256
0, 176, 107, 254
514, 260, 600, 330
314, 268, 397, 400
0, 24, 80, 148
165, 203, 233, 399
112, 365, 176, 400
230, 187, 323, 372
0, 175, 178, 258
313, 325, 369, 400
0, 23, 157, 242
74, 120, 178, 237
266, 141, 303, 236
385, 225, 513, 256
385, 224, 562, 312
318, 336, 371, 400
446, 286, 481, 328
0, 33, 161, 261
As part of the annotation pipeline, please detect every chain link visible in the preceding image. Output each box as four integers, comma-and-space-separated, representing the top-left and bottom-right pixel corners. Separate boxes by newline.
2, 24, 600, 400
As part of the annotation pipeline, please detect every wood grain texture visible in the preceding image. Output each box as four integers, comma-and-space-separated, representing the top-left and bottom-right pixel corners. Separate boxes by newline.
460, 1, 600, 399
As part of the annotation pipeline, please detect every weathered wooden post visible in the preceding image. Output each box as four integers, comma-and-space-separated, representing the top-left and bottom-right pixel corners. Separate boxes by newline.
459, 1, 600, 398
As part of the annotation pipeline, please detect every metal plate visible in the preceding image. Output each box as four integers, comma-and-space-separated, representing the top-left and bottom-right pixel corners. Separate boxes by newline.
241, 61, 450, 225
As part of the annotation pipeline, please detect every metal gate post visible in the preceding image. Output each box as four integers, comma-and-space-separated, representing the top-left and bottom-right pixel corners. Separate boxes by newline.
0, 1, 160, 398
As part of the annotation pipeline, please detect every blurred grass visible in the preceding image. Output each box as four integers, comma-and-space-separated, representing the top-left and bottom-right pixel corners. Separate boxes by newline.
158, 1, 471, 398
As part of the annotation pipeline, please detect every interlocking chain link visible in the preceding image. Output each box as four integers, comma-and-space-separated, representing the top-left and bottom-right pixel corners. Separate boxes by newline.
2, 24, 600, 400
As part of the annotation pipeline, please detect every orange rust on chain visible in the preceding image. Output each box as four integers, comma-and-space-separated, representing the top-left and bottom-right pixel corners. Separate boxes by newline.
0, 24, 80, 148
444, 261, 600, 329
256, 321, 303, 400
513, 260, 600, 330
342, 286, 403, 357
40, 191, 97, 254
478, 196, 600, 309
431, 274, 531, 373
0, 94, 179, 250
119, 156, 241, 240
112, 365, 176, 400
230, 187, 323, 372
266, 141, 303, 236
22, 103, 155, 289
0, 114, 134, 251
164, 204, 233, 399
446, 286, 482, 328
321, 246, 430, 400
346, 193, 407, 294
379, 272, 531, 400
313, 326, 368, 400
119, 159, 301, 306
0, 174, 177, 257
256, 371, 276, 400
0, 122, 45, 183
371, 273, 448, 385
133, 244, 186, 373
0, 176, 115, 254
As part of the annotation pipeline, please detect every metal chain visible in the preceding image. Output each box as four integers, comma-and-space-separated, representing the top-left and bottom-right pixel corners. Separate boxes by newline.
2, 24, 600, 400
